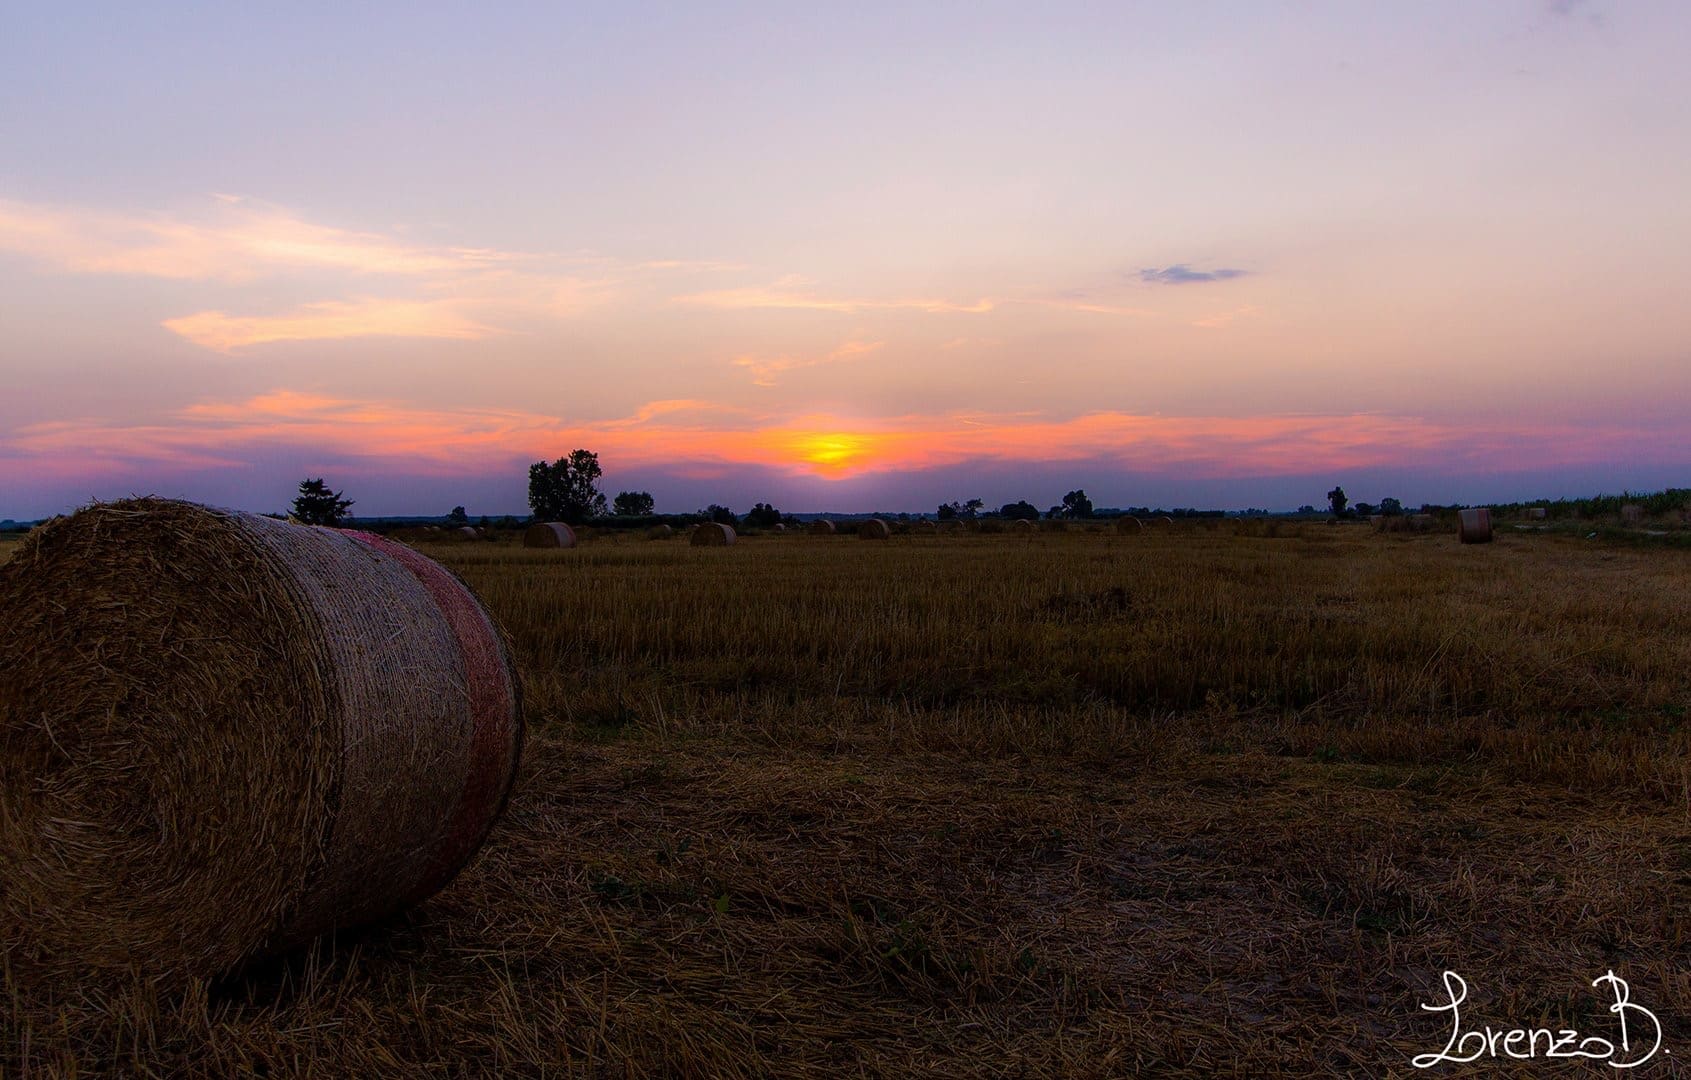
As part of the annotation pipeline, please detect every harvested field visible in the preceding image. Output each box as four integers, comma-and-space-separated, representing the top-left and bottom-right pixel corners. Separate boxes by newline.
7, 526, 1691, 1076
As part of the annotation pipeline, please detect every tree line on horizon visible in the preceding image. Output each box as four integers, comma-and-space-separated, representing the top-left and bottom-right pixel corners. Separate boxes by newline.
274, 454, 1689, 531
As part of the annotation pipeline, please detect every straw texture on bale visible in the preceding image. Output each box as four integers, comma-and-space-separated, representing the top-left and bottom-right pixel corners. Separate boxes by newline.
457, 525, 479, 539
809, 519, 836, 535
523, 522, 577, 549
650, 524, 675, 538
1115, 516, 1143, 533
692, 521, 736, 546
859, 518, 891, 540
1527, 507, 1547, 520
1458, 507, 1493, 544
0, 498, 523, 986
1011, 518, 1036, 533
912, 520, 937, 534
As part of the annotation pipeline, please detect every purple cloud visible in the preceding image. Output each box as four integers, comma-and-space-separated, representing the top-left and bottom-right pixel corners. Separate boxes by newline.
1139, 265, 1248, 285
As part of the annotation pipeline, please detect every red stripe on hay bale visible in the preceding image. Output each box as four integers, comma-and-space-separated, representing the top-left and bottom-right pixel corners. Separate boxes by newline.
809, 519, 836, 535
691, 521, 736, 546
0, 498, 523, 985
1458, 508, 1493, 544
523, 522, 576, 548
860, 518, 890, 540
351, 533, 522, 906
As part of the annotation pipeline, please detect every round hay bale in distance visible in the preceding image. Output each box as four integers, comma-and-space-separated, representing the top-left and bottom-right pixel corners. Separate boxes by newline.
692, 521, 736, 546
1409, 513, 1436, 532
1115, 516, 1143, 533
1527, 507, 1547, 520
1011, 518, 1036, 533
456, 525, 480, 540
0, 498, 523, 985
772, 523, 786, 533
809, 519, 836, 536
1458, 507, 1493, 544
1621, 504, 1644, 525
912, 519, 938, 534
523, 522, 576, 549
859, 518, 891, 540
649, 524, 675, 539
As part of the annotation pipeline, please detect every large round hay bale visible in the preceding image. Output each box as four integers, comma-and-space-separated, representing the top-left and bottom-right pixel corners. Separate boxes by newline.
1526, 507, 1547, 521
809, 519, 836, 536
0, 498, 523, 986
1011, 518, 1036, 533
456, 525, 479, 540
912, 519, 938, 535
692, 521, 736, 546
1115, 516, 1143, 533
1621, 504, 1643, 525
649, 524, 675, 539
523, 522, 576, 549
772, 523, 786, 533
859, 518, 890, 540
1458, 507, 1493, 544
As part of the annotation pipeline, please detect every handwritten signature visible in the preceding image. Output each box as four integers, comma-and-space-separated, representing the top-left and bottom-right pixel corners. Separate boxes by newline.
1412, 971, 1666, 1069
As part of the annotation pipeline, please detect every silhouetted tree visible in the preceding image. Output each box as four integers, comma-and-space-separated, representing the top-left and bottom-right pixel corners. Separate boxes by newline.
529, 450, 606, 524
1327, 486, 1348, 516
1354, 502, 1375, 517
612, 490, 655, 516
1060, 490, 1094, 518
703, 504, 738, 526
447, 505, 468, 525
1379, 497, 1403, 516
937, 503, 957, 520
1000, 500, 1040, 520
744, 502, 782, 528
291, 478, 353, 527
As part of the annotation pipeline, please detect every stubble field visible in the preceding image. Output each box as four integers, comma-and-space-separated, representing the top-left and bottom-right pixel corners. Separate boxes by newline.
5, 522, 1691, 1076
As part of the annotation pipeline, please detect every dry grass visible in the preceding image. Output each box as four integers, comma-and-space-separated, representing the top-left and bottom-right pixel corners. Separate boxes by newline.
6, 525, 1691, 1076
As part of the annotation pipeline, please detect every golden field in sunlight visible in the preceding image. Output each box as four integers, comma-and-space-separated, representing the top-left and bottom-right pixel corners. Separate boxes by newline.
7, 524, 1691, 1076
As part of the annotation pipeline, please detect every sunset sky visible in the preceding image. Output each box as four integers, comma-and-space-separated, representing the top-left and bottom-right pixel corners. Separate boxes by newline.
4, 1, 1689, 519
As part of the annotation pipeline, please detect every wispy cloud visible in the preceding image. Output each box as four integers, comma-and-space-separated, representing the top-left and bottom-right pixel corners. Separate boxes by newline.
1139, 264, 1248, 285
674, 276, 995, 315
0, 195, 524, 281
162, 298, 499, 352
6, 390, 1675, 490
0, 194, 717, 351
732, 339, 885, 387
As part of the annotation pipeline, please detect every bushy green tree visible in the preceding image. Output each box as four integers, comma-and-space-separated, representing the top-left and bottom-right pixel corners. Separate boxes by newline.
291, 478, 353, 527
529, 450, 607, 524
612, 490, 655, 516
